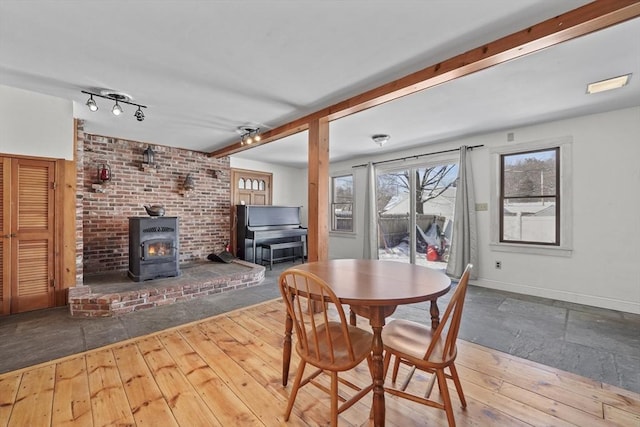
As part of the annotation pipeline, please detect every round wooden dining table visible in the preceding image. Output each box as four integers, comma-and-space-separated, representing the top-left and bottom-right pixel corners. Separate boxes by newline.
280, 259, 451, 427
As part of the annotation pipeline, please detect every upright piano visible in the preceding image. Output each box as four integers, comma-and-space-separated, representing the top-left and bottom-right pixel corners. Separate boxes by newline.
236, 205, 307, 263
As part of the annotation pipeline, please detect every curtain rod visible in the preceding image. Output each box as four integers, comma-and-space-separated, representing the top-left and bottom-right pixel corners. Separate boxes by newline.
352, 144, 484, 168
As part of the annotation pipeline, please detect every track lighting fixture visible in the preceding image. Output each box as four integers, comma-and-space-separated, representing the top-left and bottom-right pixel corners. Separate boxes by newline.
134, 107, 145, 122
86, 94, 98, 112
82, 90, 147, 122
237, 126, 261, 146
112, 101, 123, 116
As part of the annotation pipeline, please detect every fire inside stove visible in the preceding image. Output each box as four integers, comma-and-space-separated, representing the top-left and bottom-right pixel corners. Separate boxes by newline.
147, 241, 172, 258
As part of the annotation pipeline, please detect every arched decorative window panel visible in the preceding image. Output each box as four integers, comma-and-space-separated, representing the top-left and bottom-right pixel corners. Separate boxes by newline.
231, 169, 273, 207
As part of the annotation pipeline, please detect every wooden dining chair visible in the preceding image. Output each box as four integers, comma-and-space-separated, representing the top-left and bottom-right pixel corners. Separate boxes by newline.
279, 268, 374, 426
382, 264, 473, 427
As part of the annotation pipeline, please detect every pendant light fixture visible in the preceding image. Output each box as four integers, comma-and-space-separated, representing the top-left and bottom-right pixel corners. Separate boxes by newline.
372, 134, 390, 147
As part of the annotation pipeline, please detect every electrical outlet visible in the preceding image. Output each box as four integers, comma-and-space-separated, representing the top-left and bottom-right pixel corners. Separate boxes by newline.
475, 202, 488, 211
495, 261, 502, 269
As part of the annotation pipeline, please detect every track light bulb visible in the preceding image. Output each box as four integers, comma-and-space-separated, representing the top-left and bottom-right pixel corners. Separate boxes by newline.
134, 107, 145, 122
86, 95, 98, 112
254, 134, 261, 142
246, 136, 253, 144
112, 101, 123, 116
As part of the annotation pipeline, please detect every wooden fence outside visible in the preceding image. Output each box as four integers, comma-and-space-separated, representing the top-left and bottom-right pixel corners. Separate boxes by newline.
378, 214, 446, 249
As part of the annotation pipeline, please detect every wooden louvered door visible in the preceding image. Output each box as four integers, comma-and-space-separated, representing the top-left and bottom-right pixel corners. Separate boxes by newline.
0, 158, 10, 314
0, 157, 55, 314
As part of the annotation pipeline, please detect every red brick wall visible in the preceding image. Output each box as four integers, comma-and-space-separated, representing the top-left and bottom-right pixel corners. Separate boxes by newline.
77, 124, 230, 276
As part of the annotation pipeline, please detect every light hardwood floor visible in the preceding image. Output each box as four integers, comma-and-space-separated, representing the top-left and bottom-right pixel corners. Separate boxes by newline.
0, 299, 638, 426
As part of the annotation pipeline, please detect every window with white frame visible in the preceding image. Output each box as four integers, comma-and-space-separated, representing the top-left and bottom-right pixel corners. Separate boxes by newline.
491, 136, 573, 256
331, 174, 353, 232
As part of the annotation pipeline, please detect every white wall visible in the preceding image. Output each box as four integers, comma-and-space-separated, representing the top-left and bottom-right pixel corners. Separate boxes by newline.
0, 85, 74, 160
229, 157, 308, 225
330, 107, 640, 314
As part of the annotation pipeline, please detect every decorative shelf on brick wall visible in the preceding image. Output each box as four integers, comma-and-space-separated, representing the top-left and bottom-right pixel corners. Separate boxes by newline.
179, 188, 195, 197
91, 183, 112, 193
140, 164, 159, 172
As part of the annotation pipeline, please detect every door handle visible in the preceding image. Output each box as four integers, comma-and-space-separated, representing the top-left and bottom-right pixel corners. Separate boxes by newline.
2, 233, 16, 238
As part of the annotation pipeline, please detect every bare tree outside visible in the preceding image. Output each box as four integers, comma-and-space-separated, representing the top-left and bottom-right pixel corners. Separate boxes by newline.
503, 154, 557, 201
376, 174, 400, 212
388, 166, 457, 214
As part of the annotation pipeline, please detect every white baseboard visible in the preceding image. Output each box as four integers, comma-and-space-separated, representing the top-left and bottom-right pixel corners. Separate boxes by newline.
472, 278, 640, 315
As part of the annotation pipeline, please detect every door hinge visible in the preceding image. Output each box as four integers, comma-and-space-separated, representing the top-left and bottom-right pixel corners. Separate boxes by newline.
51, 181, 57, 190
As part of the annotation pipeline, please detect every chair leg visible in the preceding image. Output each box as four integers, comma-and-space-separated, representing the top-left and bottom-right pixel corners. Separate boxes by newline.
391, 354, 401, 382
448, 363, 467, 408
284, 360, 306, 421
331, 371, 339, 427
400, 366, 416, 391
436, 368, 456, 427
424, 371, 437, 398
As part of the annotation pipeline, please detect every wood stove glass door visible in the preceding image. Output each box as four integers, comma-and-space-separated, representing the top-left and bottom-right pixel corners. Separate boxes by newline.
142, 239, 175, 261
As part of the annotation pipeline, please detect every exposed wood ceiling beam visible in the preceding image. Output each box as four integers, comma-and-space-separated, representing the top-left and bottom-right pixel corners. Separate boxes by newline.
209, 0, 640, 159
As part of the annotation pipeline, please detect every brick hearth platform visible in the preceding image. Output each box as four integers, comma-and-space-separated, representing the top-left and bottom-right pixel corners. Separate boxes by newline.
68, 260, 264, 317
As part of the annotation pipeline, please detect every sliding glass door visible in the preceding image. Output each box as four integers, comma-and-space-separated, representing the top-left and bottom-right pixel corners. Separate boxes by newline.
376, 162, 458, 269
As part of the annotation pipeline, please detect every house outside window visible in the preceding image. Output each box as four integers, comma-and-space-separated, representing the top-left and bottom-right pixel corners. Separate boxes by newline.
331, 174, 353, 232
501, 147, 559, 245
490, 136, 573, 257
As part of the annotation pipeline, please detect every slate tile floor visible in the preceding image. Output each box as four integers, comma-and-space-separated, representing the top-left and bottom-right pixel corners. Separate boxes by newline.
0, 260, 638, 394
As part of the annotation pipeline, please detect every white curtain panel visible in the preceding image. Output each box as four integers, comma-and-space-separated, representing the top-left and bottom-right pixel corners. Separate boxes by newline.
446, 146, 478, 279
363, 162, 378, 259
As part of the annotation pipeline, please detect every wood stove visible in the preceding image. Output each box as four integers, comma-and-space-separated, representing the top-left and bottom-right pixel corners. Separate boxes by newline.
128, 216, 180, 282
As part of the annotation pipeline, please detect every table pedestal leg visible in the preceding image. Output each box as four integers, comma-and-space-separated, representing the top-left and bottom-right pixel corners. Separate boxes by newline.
370, 310, 385, 427
430, 299, 441, 330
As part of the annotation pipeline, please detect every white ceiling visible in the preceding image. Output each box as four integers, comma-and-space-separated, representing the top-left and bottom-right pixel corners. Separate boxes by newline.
1, 1, 638, 168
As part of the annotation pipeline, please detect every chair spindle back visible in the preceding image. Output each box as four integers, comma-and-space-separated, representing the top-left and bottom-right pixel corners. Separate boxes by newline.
280, 269, 357, 365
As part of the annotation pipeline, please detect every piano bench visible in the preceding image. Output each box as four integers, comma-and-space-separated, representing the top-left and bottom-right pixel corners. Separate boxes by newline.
260, 241, 305, 270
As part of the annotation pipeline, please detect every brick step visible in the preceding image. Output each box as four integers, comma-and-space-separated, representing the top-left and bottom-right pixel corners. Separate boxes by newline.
68, 260, 264, 317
